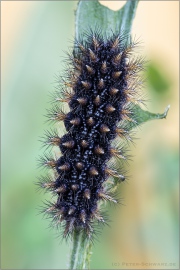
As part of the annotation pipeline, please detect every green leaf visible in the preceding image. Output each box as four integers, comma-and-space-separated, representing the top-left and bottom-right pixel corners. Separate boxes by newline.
75, 0, 139, 43
128, 104, 170, 131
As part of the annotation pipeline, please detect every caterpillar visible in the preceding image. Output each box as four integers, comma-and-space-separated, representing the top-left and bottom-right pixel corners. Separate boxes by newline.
38, 30, 144, 239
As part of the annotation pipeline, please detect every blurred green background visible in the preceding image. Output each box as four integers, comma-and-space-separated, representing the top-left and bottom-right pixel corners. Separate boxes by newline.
1, 1, 179, 269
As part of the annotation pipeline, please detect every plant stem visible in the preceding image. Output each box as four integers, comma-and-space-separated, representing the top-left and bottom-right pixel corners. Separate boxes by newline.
69, 229, 92, 269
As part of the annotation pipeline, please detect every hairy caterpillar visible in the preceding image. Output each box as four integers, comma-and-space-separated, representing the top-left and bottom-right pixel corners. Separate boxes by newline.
38, 30, 144, 239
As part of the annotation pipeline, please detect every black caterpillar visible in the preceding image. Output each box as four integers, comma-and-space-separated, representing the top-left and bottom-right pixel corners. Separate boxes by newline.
38, 31, 144, 239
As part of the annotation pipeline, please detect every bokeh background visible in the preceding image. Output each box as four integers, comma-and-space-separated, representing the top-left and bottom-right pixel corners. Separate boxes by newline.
1, 1, 179, 269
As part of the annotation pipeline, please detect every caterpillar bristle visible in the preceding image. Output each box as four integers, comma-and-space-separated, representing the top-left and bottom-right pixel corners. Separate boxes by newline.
76, 97, 88, 105
38, 29, 146, 240
36, 175, 56, 193
112, 71, 122, 79
88, 48, 97, 62
94, 146, 105, 155
76, 162, 84, 170
39, 201, 57, 217
109, 87, 119, 95
69, 117, 81, 126
87, 117, 95, 126
105, 104, 116, 113
81, 81, 92, 89
92, 35, 100, 50
112, 52, 122, 65
110, 148, 126, 160
97, 78, 105, 89
78, 43, 86, 53
115, 127, 128, 138
62, 140, 75, 149
100, 124, 110, 133
55, 184, 67, 193
40, 129, 61, 149
85, 65, 95, 75
50, 89, 74, 104
105, 167, 123, 179
80, 140, 89, 148
89, 166, 99, 176
101, 61, 107, 73
37, 154, 57, 170
111, 36, 120, 49
57, 163, 70, 171
46, 106, 67, 122
84, 188, 91, 199
97, 189, 118, 204
94, 95, 101, 106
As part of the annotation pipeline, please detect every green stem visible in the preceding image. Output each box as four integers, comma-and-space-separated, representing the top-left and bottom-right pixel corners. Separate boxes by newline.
69, 230, 92, 269
68, 1, 141, 270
